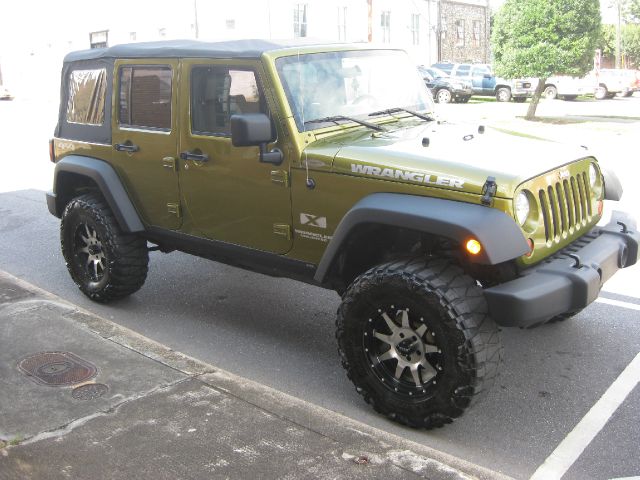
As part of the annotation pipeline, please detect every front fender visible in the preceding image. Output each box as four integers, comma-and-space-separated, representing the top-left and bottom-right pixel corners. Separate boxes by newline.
314, 193, 529, 283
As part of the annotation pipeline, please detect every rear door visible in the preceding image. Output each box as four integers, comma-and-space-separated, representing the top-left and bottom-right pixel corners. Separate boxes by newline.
177, 59, 292, 254
111, 59, 181, 229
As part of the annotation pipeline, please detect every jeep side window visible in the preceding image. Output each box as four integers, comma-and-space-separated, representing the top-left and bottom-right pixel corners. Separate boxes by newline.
118, 66, 172, 131
191, 67, 265, 137
66, 69, 107, 125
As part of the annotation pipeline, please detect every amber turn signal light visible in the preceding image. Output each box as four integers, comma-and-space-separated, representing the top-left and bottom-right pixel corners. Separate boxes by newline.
526, 238, 534, 257
465, 239, 482, 255
49, 139, 55, 163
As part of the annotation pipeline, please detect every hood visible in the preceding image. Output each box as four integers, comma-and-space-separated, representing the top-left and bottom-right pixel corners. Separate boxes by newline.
321, 121, 590, 198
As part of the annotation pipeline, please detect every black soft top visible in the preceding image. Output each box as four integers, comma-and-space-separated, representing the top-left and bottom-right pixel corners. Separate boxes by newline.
64, 39, 324, 62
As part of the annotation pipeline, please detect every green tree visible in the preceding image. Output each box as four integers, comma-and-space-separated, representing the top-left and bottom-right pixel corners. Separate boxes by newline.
598, 23, 640, 67
626, 0, 640, 22
492, 0, 601, 120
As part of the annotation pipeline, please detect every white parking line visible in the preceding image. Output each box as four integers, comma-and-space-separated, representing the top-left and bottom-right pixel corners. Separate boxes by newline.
596, 297, 640, 311
530, 352, 640, 480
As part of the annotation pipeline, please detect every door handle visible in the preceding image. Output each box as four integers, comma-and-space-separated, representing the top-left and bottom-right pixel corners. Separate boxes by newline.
180, 150, 209, 162
114, 142, 139, 153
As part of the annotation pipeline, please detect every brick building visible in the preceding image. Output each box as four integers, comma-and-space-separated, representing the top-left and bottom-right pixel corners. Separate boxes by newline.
438, 0, 490, 63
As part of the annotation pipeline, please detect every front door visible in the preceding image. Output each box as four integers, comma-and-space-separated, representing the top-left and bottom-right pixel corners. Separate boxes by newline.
111, 59, 181, 230
178, 59, 292, 254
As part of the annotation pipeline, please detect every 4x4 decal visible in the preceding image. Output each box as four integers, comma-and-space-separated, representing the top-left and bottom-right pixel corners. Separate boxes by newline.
300, 213, 327, 229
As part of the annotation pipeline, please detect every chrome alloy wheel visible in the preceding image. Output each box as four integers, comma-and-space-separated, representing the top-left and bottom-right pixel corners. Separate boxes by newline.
74, 223, 106, 282
364, 307, 442, 397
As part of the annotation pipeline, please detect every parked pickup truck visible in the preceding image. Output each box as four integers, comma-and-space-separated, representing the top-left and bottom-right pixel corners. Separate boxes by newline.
435, 63, 532, 102
541, 76, 596, 100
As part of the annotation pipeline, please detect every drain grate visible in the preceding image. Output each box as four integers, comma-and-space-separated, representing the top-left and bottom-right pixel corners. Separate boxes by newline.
18, 352, 97, 386
72, 383, 108, 400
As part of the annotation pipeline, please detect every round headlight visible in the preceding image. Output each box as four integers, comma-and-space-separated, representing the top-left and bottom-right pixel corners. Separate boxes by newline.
589, 163, 598, 187
515, 191, 530, 226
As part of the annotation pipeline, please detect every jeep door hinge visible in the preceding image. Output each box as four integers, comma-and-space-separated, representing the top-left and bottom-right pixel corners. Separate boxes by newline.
273, 223, 292, 240
270, 170, 289, 187
167, 203, 182, 218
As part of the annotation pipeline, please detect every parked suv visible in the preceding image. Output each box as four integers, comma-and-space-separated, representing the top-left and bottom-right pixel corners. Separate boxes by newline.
48, 40, 638, 429
418, 66, 472, 103
447, 63, 532, 102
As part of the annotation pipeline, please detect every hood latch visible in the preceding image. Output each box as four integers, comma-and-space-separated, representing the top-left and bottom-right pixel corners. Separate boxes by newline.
481, 176, 497, 206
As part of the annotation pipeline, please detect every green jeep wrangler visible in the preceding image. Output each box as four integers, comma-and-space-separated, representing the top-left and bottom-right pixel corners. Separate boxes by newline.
47, 40, 639, 429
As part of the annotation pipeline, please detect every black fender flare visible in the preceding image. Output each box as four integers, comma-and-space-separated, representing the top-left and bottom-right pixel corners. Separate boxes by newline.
603, 168, 623, 201
47, 155, 144, 233
313, 193, 529, 284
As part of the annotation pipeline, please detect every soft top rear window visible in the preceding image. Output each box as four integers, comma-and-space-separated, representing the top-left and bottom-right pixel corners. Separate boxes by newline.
66, 69, 107, 125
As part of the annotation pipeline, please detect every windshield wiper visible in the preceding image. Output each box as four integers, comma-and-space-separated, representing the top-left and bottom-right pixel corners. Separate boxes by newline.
304, 115, 386, 132
368, 107, 434, 122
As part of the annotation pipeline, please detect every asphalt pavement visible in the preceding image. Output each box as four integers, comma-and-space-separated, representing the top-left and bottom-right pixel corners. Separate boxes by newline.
1, 96, 640, 479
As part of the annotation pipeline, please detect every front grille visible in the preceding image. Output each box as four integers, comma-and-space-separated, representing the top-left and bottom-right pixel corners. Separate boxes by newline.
538, 172, 592, 243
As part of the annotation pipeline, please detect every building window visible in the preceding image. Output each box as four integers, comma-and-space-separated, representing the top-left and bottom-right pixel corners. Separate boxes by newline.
381, 11, 391, 43
89, 30, 108, 49
66, 69, 107, 125
337, 6, 347, 41
191, 67, 265, 137
294, 4, 308, 38
473, 20, 481, 47
455, 20, 465, 47
226, 19, 236, 29
411, 13, 420, 45
119, 66, 172, 131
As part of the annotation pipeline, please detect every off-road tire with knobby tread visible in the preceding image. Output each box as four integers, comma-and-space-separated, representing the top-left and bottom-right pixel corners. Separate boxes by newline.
61, 193, 149, 302
336, 257, 502, 429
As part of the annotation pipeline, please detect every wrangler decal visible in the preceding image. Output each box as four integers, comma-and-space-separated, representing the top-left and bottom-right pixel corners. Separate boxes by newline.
350, 164, 465, 189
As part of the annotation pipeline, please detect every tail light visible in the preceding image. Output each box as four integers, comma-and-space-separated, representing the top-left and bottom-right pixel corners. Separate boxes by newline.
49, 139, 55, 163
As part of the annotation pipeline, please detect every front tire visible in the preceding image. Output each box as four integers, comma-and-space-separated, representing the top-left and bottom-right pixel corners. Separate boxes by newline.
436, 89, 453, 104
61, 193, 149, 303
544, 85, 558, 99
336, 258, 502, 429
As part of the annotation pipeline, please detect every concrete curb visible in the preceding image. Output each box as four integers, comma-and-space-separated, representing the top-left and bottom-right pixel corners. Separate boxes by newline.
0, 270, 512, 480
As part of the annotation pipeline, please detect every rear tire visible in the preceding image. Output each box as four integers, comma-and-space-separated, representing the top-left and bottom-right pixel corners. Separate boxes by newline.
61, 193, 149, 303
336, 258, 502, 429
595, 85, 608, 100
496, 87, 512, 102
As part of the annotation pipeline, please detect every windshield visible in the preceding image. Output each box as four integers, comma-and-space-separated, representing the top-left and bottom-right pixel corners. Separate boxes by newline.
276, 50, 434, 131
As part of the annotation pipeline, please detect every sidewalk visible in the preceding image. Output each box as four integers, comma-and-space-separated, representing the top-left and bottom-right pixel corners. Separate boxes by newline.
0, 270, 510, 480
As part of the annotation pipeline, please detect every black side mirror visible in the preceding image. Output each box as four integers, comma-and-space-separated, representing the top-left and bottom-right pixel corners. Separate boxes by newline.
230, 113, 282, 165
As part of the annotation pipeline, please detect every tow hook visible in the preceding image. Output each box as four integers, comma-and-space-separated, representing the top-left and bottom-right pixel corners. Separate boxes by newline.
568, 253, 583, 269
618, 221, 629, 234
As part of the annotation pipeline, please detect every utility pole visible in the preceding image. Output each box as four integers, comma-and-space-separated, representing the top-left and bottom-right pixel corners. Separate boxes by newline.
615, 0, 622, 68
194, 0, 200, 39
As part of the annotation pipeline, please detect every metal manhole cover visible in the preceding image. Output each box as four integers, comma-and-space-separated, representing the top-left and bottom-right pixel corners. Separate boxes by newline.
72, 383, 108, 400
18, 352, 97, 386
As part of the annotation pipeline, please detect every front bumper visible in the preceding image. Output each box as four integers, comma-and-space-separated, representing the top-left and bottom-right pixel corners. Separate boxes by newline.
485, 211, 639, 327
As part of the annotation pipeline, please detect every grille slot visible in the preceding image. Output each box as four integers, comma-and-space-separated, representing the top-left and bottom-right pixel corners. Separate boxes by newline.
537, 171, 591, 244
